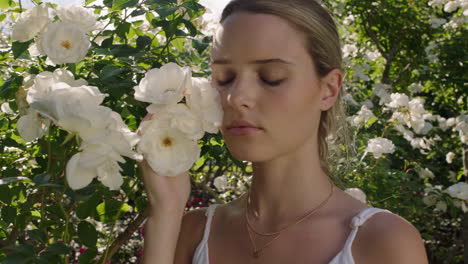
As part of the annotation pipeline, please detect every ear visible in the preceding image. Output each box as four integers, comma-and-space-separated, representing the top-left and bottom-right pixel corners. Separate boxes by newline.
319, 68, 343, 111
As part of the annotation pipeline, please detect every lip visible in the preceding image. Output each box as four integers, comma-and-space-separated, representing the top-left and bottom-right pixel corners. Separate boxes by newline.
226, 120, 262, 136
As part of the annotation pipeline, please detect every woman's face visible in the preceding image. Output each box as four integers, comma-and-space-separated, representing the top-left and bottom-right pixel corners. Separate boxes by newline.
211, 12, 340, 162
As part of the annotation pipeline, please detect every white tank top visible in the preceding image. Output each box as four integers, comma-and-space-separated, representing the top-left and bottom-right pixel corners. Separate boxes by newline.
192, 204, 392, 264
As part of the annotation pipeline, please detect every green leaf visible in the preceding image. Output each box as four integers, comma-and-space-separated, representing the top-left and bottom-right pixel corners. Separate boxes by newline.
0, 185, 12, 204
27, 229, 47, 244
116, 22, 131, 40
32, 173, 51, 185
95, 199, 132, 223
100, 65, 124, 82
76, 194, 100, 219
183, 19, 197, 37
12, 41, 32, 59
44, 243, 70, 255
112, 0, 138, 10
1, 206, 16, 224
78, 221, 98, 248
85, 0, 96, 5
155, 7, 178, 18
136, 35, 152, 49
0, 177, 34, 185
78, 247, 98, 264
111, 45, 139, 57
0, 0, 12, 10
365, 116, 378, 128
0, 13, 6, 22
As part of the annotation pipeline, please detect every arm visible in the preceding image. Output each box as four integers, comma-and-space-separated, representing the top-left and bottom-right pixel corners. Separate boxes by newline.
141, 208, 185, 264
353, 213, 428, 264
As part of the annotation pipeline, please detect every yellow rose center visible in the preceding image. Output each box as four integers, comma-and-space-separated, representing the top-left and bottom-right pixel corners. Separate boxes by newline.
60, 40, 72, 49
162, 137, 173, 147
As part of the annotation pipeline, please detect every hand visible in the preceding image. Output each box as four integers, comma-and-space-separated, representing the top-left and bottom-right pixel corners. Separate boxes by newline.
138, 159, 191, 214
137, 113, 191, 213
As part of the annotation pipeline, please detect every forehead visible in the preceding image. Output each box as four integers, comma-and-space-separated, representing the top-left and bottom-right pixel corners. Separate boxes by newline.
212, 12, 310, 64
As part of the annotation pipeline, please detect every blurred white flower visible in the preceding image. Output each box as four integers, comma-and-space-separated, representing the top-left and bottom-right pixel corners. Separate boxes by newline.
1, 102, 13, 114
444, 1, 459, 12
214, 175, 228, 191
454, 119, 468, 144
134, 63, 191, 105
37, 21, 90, 64
342, 93, 359, 106
364, 137, 395, 158
446, 152, 455, 164
429, 18, 447, 28
344, 188, 367, 203
138, 119, 200, 176
17, 108, 50, 142
186, 77, 223, 134
372, 83, 392, 105
447, 182, 468, 200
352, 67, 369, 82
56, 5, 99, 32
418, 168, 435, 180
435, 201, 447, 212
387, 93, 409, 108
12, 5, 50, 42
349, 105, 375, 127
342, 44, 357, 58
409, 83, 423, 94
422, 195, 437, 206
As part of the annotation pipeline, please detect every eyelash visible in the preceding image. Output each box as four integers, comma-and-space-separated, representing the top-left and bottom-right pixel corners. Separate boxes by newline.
216, 77, 283, 87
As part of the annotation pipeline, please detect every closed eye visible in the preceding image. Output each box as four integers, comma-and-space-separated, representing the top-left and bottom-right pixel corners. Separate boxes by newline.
217, 78, 234, 86
261, 78, 284, 86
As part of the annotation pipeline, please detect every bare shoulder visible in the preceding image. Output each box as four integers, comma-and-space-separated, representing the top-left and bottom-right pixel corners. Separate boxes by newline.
353, 211, 428, 264
174, 207, 208, 264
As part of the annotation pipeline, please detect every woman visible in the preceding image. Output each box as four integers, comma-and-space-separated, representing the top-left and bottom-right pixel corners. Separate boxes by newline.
140, 0, 429, 263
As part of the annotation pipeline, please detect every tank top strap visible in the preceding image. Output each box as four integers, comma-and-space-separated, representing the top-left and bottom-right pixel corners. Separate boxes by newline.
201, 204, 220, 241
342, 207, 392, 250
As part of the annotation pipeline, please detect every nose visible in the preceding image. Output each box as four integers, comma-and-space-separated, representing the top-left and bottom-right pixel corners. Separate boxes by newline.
226, 75, 256, 111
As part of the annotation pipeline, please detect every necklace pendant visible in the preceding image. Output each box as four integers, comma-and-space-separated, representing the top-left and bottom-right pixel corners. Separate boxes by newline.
253, 251, 260, 258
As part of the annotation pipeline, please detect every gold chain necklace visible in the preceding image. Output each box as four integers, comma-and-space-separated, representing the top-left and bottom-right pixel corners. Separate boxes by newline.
244, 181, 334, 258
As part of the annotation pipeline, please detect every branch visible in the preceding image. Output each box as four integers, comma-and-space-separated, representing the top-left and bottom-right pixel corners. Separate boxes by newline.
98, 207, 150, 263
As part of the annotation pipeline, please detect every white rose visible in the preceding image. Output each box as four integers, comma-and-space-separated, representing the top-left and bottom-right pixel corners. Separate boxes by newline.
387, 93, 409, 108
344, 188, 367, 203
133, 63, 191, 105
83, 111, 142, 161
138, 119, 200, 176
154, 104, 205, 140
29, 83, 110, 136
17, 108, 50, 142
446, 152, 455, 164
12, 5, 50, 42
350, 105, 375, 127
213, 175, 228, 191
447, 182, 468, 200
56, 5, 99, 32
27, 69, 87, 103
364, 137, 395, 158
418, 168, 435, 180
37, 22, 90, 64
186, 77, 223, 134
66, 150, 124, 190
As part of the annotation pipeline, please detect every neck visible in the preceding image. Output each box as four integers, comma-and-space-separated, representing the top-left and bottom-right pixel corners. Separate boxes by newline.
245, 139, 334, 231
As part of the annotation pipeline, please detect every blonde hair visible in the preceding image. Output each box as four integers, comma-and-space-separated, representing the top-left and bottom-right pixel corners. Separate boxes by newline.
220, 0, 350, 180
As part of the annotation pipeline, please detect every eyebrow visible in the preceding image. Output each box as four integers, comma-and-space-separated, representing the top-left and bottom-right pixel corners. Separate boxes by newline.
211, 58, 294, 65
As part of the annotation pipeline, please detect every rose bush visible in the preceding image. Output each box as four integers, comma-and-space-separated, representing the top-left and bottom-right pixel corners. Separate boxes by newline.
0, 0, 466, 263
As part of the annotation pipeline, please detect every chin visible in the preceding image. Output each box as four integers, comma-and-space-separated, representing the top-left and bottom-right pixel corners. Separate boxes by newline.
224, 140, 272, 163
